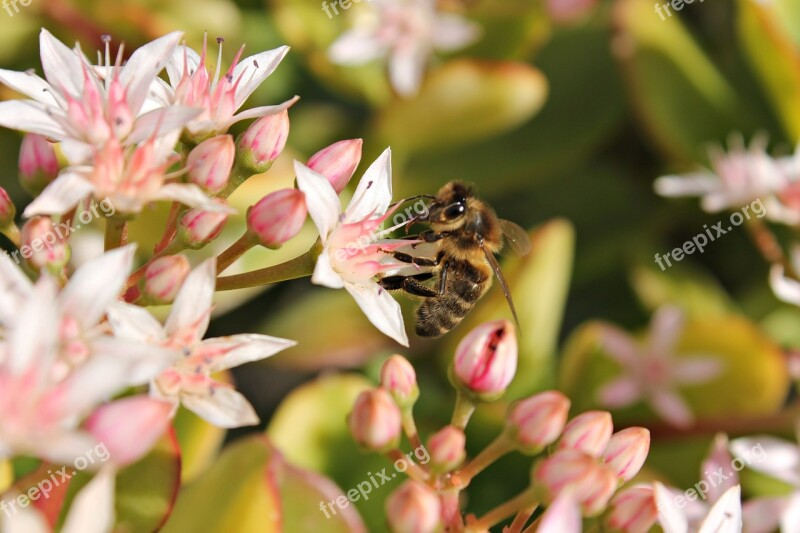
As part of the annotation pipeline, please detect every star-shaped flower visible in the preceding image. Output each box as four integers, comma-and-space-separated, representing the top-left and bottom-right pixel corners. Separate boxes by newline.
655, 482, 742, 533
596, 306, 723, 428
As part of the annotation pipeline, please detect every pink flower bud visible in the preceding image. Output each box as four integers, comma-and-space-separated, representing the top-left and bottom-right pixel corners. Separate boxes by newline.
534, 450, 618, 517
142, 255, 190, 304
246, 189, 307, 248
186, 135, 235, 195
18, 134, 58, 196
307, 139, 363, 193
451, 320, 517, 400
386, 480, 442, 533
236, 110, 290, 173
427, 425, 466, 473
380, 355, 419, 407
558, 411, 613, 457
178, 200, 229, 249
602, 427, 650, 482
507, 391, 571, 454
606, 485, 657, 533
348, 388, 402, 452
545, 0, 598, 23
0, 187, 15, 227
20, 216, 69, 271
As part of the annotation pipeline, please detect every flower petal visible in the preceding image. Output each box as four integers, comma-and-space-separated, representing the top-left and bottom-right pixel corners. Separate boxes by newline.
23, 170, 95, 217
780, 492, 800, 533
596, 376, 641, 408
431, 14, 481, 51
345, 281, 409, 346
61, 467, 116, 533
698, 484, 741, 533
1, 499, 49, 533
742, 497, 787, 533
202, 334, 297, 372
648, 306, 684, 357
120, 31, 183, 115
654, 173, 719, 197
649, 388, 694, 428
672, 356, 724, 384
166, 44, 202, 87
538, 494, 582, 533
295, 160, 341, 242
0, 252, 33, 326
126, 105, 201, 145
232, 46, 290, 109
654, 482, 688, 533
7, 275, 59, 375
702, 434, 738, 505
729, 436, 800, 486
106, 301, 166, 343
221, 96, 299, 131
154, 183, 234, 212
770, 263, 800, 306
597, 325, 640, 366
0, 99, 66, 139
328, 30, 387, 65
165, 258, 215, 341
181, 385, 259, 428
39, 28, 85, 97
388, 43, 428, 97
311, 248, 345, 289
344, 147, 393, 223
0, 68, 57, 105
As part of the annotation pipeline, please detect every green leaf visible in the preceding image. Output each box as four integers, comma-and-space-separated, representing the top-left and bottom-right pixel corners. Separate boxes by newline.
630, 264, 736, 318
171, 406, 225, 483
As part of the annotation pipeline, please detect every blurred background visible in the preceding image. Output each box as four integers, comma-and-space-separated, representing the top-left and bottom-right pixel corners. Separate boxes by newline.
1, 0, 798, 530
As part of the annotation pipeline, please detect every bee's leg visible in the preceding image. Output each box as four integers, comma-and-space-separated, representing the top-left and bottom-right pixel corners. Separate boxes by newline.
378, 276, 438, 298
386, 252, 439, 267
438, 261, 448, 295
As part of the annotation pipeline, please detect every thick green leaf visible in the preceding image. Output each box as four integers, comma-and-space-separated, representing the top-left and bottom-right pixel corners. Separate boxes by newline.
171, 406, 225, 483
630, 265, 736, 318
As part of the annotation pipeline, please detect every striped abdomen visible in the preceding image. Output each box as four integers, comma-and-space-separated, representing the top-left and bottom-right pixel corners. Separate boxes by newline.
415, 259, 490, 337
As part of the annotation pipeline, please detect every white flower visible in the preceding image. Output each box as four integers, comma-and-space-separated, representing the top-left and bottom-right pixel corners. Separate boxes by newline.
769, 245, 800, 307
328, 0, 480, 97
0, 29, 199, 164
296, 147, 416, 346
596, 306, 723, 428
655, 482, 742, 533
107, 259, 296, 428
150, 34, 298, 140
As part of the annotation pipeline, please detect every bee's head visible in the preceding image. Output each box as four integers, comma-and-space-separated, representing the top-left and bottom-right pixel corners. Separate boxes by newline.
421, 181, 473, 229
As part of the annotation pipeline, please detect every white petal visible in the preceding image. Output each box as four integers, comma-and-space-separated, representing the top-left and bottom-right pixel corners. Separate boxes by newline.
596, 376, 641, 407
23, 171, 95, 217
182, 386, 259, 428
729, 436, 800, 486
166, 44, 202, 87
537, 494, 582, 533
295, 160, 341, 242
770, 263, 800, 306
649, 388, 694, 428
698, 485, 741, 533
648, 305, 684, 357
28, 431, 99, 467
654, 482, 688, 533
780, 492, 800, 533
344, 147, 393, 223
61, 467, 116, 533
221, 96, 299, 131
431, 14, 481, 51
328, 30, 387, 65
1, 497, 50, 533
0, 99, 66, 139
597, 325, 640, 366
672, 357, 724, 384
60, 139, 93, 165
388, 43, 428, 97
203, 334, 297, 372
0, 252, 33, 325
59, 245, 136, 328
0, 68, 57, 105
701, 434, 738, 504
232, 46, 290, 109
106, 301, 165, 342
654, 173, 719, 197
120, 31, 183, 115
7, 275, 59, 375
39, 28, 85, 97
126, 105, 201, 145
154, 183, 233, 212
742, 497, 786, 533
311, 248, 345, 289
165, 258, 215, 340
345, 281, 409, 346
91, 337, 176, 385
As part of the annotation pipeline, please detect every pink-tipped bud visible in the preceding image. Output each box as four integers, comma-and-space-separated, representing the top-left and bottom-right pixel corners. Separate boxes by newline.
427, 425, 466, 473
0, 187, 15, 227
545, 0, 598, 23
507, 391, 571, 454
307, 139, 363, 193
236, 110, 290, 174
606, 485, 657, 533
20, 216, 70, 271
602, 428, 650, 482
451, 320, 517, 401
142, 255, 190, 305
558, 411, 613, 457
186, 135, 235, 195
246, 189, 307, 248
534, 450, 618, 517
178, 200, 229, 249
348, 388, 402, 452
386, 480, 442, 533
380, 355, 419, 408
18, 134, 59, 196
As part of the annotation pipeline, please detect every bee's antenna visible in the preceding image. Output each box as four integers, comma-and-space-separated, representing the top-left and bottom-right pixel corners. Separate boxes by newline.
389, 194, 435, 209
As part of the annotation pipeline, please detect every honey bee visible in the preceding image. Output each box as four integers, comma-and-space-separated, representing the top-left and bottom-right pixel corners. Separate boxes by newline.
378, 181, 531, 337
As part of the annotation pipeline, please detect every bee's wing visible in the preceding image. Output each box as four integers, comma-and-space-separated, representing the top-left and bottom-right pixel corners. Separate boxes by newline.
481, 240, 521, 331
499, 219, 532, 256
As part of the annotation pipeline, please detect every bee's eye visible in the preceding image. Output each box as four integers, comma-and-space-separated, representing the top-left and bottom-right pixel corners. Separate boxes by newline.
444, 202, 465, 219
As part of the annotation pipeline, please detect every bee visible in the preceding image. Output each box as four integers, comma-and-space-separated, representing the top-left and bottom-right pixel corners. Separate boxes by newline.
378, 181, 531, 337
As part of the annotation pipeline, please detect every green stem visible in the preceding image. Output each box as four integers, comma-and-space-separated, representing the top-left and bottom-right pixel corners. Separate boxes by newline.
216, 233, 256, 274
387, 449, 429, 482
507, 504, 539, 533
451, 391, 477, 431
452, 433, 514, 487
402, 410, 423, 452
104, 216, 128, 251
465, 489, 537, 532
215, 241, 321, 291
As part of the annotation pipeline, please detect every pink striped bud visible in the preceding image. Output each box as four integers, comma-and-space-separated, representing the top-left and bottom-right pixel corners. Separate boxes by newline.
534, 450, 618, 517
18, 134, 58, 196
348, 388, 402, 452
380, 355, 419, 408
236, 110, 290, 174
178, 200, 229, 249
427, 425, 466, 473
386, 480, 442, 533
451, 320, 517, 401
186, 135, 234, 195
558, 411, 613, 457
307, 139, 363, 193
602, 428, 650, 482
246, 189, 307, 248
605, 485, 657, 533
0, 187, 15, 227
20, 216, 69, 271
507, 391, 571, 454
142, 255, 190, 304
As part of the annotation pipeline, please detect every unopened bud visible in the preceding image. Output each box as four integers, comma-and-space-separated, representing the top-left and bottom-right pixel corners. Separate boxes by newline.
558, 411, 613, 457
236, 110, 289, 174
186, 135, 234, 195
427, 425, 466, 473
307, 139, 363, 193
380, 355, 419, 408
533, 450, 618, 517
348, 388, 402, 452
246, 189, 307, 248
0, 187, 15, 227
20, 216, 70, 272
507, 391, 570, 454
142, 255, 190, 304
602, 428, 650, 482
606, 485, 657, 533
18, 134, 58, 196
385, 480, 442, 533
178, 200, 229, 249
450, 320, 517, 401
